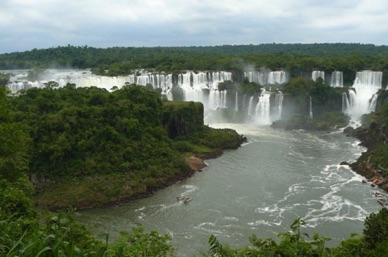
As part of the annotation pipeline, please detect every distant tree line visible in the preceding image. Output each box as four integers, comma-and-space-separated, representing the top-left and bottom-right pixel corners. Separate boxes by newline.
1, 44, 388, 83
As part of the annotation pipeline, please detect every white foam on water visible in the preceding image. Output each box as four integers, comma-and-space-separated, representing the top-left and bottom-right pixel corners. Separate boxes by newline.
181, 184, 198, 194
252, 159, 372, 229
248, 220, 279, 227
224, 216, 239, 222
194, 222, 224, 235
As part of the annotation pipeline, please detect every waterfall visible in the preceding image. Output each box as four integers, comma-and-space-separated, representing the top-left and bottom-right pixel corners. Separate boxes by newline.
244, 71, 266, 85
330, 71, 343, 87
6, 69, 233, 104
178, 71, 232, 113
247, 96, 255, 117
254, 92, 271, 125
273, 91, 284, 120
309, 96, 313, 119
312, 71, 325, 82
235, 92, 238, 111
348, 90, 356, 112
368, 94, 379, 113
268, 70, 288, 84
347, 70, 382, 120
342, 92, 350, 113
245, 70, 288, 85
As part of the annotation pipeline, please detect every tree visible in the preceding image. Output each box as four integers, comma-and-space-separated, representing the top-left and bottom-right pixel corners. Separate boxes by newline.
363, 208, 388, 250
110, 227, 173, 257
0, 87, 30, 182
0, 72, 10, 86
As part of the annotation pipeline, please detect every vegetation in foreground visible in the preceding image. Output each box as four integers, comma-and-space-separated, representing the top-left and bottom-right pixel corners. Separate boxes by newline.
1, 185, 388, 257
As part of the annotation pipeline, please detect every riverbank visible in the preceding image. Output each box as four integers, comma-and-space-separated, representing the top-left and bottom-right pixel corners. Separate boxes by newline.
33, 134, 245, 211
343, 106, 388, 192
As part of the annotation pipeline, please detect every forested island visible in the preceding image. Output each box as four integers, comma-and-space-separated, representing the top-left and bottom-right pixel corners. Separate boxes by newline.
1, 43, 388, 256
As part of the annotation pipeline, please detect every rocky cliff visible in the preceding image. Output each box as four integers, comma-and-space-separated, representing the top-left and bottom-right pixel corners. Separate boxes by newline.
162, 101, 204, 139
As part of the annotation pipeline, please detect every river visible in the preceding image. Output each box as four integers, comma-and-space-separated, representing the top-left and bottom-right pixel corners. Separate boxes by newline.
74, 123, 383, 256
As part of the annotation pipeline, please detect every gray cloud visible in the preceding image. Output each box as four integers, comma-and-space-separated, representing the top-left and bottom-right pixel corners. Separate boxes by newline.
1, 0, 387, 53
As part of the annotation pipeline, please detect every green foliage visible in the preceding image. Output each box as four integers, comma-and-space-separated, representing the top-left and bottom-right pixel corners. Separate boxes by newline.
2, 44, 388, 74
162, 101, 204, 139
5, 84, 244, 209
207, 218, 333, 257
0, 122, 30, 181
0, 212, 106, 257
272, 112, 349, 131
238, 80, 262, 95
10, 85, 183, 179
351, 100, 388, 181
183, 126, 244, 159
109, 227, 173, 257
331, 234, 363, 257
217, 80, 262, 95
363, 208, 388, 250
0, 72, 10, 86
0, 87, 30, 182
218, 80, 236, 91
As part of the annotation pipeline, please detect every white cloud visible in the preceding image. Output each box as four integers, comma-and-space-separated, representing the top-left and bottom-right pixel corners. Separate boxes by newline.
0, 0, 387, 53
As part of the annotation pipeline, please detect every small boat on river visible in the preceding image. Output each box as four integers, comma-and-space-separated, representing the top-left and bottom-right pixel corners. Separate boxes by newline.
176, 195, 192, 203
372, 191, 388, 207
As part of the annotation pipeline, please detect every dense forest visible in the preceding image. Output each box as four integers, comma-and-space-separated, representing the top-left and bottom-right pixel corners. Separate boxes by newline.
0, 84, 244, 210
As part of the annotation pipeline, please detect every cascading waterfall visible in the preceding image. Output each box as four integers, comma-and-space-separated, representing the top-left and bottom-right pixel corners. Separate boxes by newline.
342, 92, 350, 113
347, 70, 382, 120
254, 92, 271, 125
244, 71, 266, 85
180, 71, 231, 113
6, 68, 290, 125
247, 96, 255, 117
330, 71, 343, 87
273, 91, 284, 120
6, 69, 234, 121
244, 70, 288, 85
312, 71, 325, 82
267, 70, 288, 84
368, 94, 379, 113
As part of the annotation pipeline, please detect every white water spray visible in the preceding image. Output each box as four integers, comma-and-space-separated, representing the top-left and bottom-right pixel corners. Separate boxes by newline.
347, 70, 382, 120
254, 92, 271, 125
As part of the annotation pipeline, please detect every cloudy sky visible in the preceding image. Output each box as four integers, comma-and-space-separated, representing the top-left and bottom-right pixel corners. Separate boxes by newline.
1, 0, 387, 53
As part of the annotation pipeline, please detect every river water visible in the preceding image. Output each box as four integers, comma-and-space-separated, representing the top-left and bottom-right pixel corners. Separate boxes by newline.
75, 123, 383, 256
